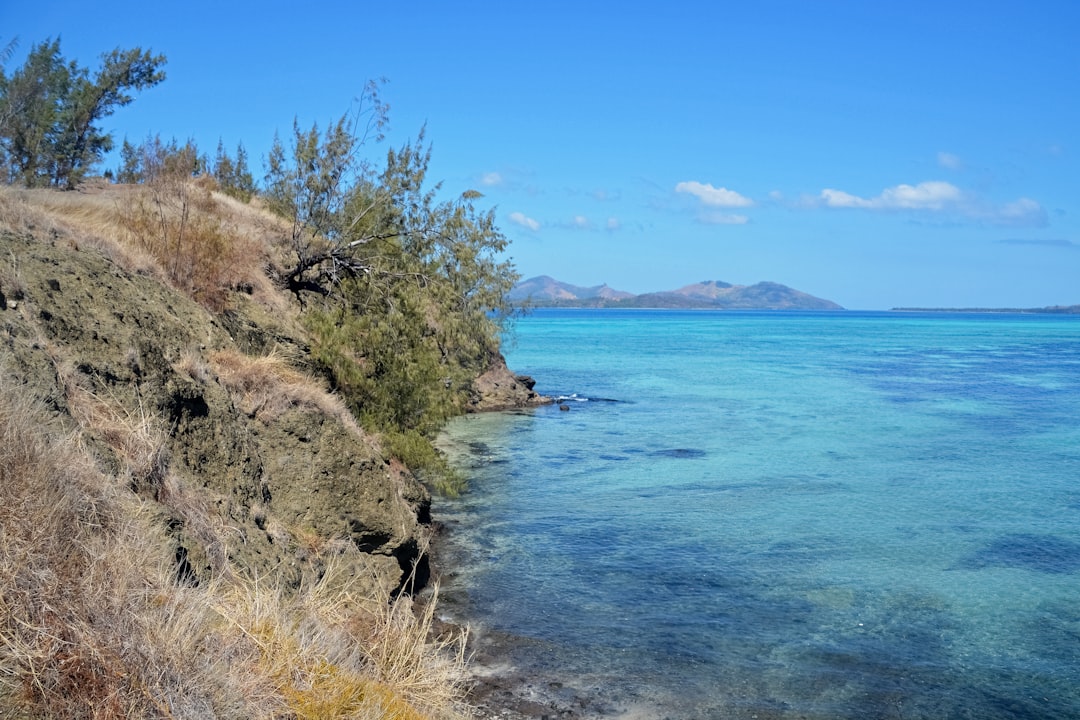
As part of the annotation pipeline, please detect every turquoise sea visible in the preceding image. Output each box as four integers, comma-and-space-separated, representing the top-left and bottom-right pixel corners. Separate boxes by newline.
436, 309, 1080, 719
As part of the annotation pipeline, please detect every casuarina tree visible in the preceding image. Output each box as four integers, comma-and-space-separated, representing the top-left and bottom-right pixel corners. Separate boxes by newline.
0, 38, 165, 188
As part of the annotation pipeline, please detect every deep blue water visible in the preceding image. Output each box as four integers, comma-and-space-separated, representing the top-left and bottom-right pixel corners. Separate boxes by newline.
436, 310, 1080, 719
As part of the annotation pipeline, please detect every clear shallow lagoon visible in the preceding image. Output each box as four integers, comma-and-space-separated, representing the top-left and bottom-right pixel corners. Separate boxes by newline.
436, 310, 1080, 719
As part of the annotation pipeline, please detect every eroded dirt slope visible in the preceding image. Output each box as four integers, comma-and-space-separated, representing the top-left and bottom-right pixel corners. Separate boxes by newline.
0, 224, 431, 596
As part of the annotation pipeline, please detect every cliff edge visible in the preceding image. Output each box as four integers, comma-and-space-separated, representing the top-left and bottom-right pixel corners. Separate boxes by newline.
0, 184, 531, 599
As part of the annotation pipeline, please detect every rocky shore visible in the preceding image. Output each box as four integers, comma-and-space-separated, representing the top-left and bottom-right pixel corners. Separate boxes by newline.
0, 188, 547, 601
0, 185, 571, 717
468, 359, 552, 413
460, 631, 631, 720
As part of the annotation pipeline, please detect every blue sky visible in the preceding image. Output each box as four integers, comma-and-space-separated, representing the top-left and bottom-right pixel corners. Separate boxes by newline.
3, 1, 1078, 309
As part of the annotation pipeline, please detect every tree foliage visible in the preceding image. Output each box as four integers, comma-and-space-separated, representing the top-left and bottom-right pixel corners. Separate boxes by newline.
264, 88, 519, 450
115, 133, 204, 183
264, 84, 389, 296
211, 139, 255, 201
0, 38, 165, 188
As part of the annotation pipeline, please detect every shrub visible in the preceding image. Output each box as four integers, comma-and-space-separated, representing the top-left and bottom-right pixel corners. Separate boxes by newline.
115, 137, 262, 312
383, 429, 466, 497
119, 175, 239, 311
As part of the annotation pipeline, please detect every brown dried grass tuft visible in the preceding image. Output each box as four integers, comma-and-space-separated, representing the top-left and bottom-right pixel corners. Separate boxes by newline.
65, 380, 169, 488
0, 184, 163, 277
209, 347, 362, 435
0, 373, 471, 718
0, 375, 249, 718
116, 176, 263, 312
0, 246, 25, 306
215, 558, 470, 720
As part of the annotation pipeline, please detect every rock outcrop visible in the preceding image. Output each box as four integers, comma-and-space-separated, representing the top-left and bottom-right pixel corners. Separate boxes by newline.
468, 352, 550, 412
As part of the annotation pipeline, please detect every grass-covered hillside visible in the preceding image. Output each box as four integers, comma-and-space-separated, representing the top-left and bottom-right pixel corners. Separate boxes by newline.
0, 38, 548, 718
0, 169, 535, 718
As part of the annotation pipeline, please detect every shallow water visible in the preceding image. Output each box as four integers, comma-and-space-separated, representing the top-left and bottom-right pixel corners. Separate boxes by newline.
436, 310, 1080, 719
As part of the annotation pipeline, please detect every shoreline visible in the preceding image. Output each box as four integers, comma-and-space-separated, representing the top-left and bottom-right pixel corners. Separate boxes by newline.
456, 626, 620, 719
432, 399, 628, 719
437, 385, 673, 719
428, 511, 636, 720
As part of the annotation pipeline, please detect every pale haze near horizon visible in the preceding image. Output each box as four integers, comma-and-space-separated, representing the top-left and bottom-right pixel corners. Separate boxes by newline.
3, 1, 1077, 310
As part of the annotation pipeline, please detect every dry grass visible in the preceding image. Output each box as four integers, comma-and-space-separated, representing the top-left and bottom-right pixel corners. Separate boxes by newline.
216, 560, 469, 720
0, 373, 471, 719
175, 348, 213, 384
116, 175, 263, 312
66, 381, 169, 488
209, 347, 362, 435
0, 245, 25, 306
0, 183, 164, 277
0, 375, 236, 718
0, 182, 292, 317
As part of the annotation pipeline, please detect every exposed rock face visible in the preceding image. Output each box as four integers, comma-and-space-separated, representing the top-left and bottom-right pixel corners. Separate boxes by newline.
468, 352, 551, 412
0, 228, 431, 596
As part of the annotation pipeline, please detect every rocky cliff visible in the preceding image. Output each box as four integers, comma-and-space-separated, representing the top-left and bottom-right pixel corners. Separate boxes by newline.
0, 186, 531, 599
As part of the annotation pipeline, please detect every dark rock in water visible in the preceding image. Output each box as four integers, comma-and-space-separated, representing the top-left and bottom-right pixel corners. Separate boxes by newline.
958, 533, 1080, 574
559, 404, 570, 412
652, 448, 706, 459
468, 354, 552, 411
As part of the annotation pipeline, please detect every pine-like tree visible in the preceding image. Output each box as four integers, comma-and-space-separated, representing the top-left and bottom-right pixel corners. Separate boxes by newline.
0, 39, 165, 188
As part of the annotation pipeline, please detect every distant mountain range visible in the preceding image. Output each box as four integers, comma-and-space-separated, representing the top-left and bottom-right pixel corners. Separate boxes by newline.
510, 276, 843, 310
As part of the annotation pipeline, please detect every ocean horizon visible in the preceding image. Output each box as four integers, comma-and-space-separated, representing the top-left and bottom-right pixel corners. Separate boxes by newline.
436, 309, 1080, 719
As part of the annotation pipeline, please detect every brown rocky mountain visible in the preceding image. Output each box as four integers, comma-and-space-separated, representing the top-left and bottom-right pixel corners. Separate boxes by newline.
508, 275, 634, 302
511, 276, 843, 310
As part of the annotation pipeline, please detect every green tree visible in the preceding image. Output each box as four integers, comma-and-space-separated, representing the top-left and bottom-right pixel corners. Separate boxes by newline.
264, 88, 519, 478
212, 139, 255, 201
0, 39, 70, 185
115, 136, 142, 183
112, 134, 204, 184
0, 37, 16, 68
263, 86, 388, 296
0, 38, 165, 188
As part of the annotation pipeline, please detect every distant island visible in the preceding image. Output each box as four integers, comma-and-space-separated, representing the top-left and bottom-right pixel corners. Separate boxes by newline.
892, 306, 1080, 314
510, 276, 843, 310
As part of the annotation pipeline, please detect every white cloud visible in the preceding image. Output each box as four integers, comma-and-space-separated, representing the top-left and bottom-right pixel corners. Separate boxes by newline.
480, 171, 504, 186
937, 152, 963, 170
606, 217, 621, 231
883, 181, 965, 209
508, 211, 540, 231
820, 181, 963, 211
700, 212, 750, 225
675, 180, 753, 208
819, 188, 869, 208
992, 198, 1047, 227
818, 180, 1047, 227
